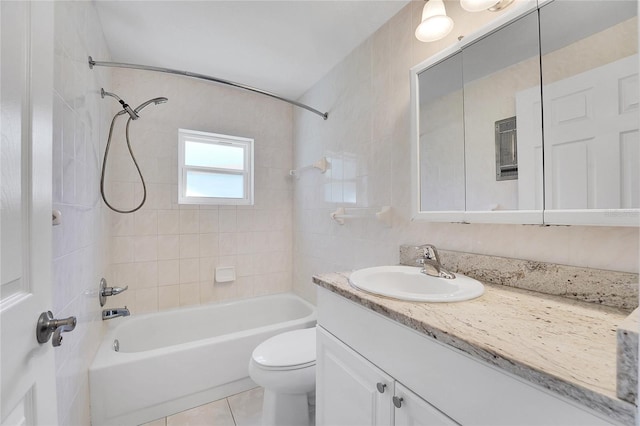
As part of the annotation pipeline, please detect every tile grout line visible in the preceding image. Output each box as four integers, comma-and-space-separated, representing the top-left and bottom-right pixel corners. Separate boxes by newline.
226, 397, 238, 426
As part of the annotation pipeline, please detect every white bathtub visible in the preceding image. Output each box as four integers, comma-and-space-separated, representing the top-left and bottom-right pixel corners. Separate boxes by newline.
89, 293, 316, 426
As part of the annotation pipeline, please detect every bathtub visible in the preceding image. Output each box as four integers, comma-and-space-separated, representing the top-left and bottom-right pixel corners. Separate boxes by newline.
89, 293, 316, 426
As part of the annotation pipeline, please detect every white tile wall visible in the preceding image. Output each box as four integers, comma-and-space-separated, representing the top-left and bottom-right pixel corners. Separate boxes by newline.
292, 2, 640, 303
104, 68, 293, 313
52, 2, 112, 424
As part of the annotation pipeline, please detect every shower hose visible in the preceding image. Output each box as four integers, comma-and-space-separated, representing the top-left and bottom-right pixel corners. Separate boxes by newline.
100, 112, 147, 214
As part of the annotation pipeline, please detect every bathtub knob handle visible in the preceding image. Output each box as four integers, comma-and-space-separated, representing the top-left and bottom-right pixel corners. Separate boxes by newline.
99, 278, 129, 306
376, 383, 386, 393
103, 285, 128, 296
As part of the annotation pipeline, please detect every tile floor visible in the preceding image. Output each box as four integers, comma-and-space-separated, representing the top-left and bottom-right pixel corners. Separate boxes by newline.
141, 387, 263, 426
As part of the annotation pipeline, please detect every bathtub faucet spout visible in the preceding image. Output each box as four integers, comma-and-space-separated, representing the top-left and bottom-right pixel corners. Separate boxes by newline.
102, 307, 130, 320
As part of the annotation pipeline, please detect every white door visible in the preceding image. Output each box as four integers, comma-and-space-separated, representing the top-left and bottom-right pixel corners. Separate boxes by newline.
393, 382, 459, 426
1, 1, 58, 424
543, 54, 639, 210
316, 327, 393, 426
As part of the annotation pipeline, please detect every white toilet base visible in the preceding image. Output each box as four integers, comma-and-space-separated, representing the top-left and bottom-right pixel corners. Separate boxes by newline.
261, 389, 313, 426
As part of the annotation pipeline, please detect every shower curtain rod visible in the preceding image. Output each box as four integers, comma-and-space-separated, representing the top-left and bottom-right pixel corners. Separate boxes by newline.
88, 56, 328, 120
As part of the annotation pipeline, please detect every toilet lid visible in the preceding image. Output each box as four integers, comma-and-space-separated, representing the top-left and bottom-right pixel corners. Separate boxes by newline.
252, 327, 316, 369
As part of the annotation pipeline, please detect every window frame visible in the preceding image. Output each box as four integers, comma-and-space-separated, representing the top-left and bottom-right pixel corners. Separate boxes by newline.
178, 128, 254, 205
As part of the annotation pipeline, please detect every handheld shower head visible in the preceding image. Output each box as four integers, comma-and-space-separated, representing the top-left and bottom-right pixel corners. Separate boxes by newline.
134, 97, 169, 114
100, 90, 167, 215
101, 88, 139, 120
120, 102, 139, 120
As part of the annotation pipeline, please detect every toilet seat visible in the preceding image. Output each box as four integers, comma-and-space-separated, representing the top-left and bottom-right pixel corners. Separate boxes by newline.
251, 327, 316, 371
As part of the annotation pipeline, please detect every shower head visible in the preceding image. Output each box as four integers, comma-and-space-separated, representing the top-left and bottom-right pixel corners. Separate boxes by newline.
134, 97, 169, 114
101, 88, 139, 120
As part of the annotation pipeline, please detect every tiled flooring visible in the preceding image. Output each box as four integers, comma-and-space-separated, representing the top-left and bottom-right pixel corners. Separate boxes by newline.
141, 387, 263, 426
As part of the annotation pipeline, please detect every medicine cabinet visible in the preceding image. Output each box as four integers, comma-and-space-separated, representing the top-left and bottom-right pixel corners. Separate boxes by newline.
410, 0, 638, 226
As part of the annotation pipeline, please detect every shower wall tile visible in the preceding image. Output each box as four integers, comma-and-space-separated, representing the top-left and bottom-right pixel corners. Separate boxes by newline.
159, 285, 180, 311
179, 210, 200, 234
179, 234, 200, 258
112, 212, 135, 236
114, 263, 136, 285
134, 210, 158, 236
179, 258, 200, 284
108, 67, 293, 313
158, 210, 180, 234
158, 260, 180, 286
51, 2, 112, 425
292, 2, 640, 304
136, 261, 159, 289
199, 233, 219, 258
158, 235, 180, 260
199, 210, 220, 233
180, 283, 201, 307
200, 258, 216, 282
134, 236, 158, 262
219, 210, 238, 232
136, 288, 159, 314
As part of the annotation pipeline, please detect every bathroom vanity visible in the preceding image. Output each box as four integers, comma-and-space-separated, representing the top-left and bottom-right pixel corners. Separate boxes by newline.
314, 272, 636, 425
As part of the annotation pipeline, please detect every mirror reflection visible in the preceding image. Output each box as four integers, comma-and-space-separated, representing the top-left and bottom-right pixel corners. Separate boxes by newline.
540, 0, 638, 211
462, 10, 541, 212
418, 53, 465, 212
418, 11, 543, 213
416, 0, 638, 223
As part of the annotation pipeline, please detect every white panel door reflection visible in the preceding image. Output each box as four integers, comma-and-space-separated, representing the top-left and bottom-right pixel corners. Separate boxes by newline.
543, 54, 639, 210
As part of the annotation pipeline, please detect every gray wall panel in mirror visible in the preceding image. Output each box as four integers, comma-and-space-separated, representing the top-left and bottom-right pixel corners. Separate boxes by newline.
462, 10, 542, 213
419, 52, 465, 212
411, 0, 639, 226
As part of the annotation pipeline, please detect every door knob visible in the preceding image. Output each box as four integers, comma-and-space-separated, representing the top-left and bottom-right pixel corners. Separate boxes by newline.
376, 383, 386, 393
36, 311, 76, 347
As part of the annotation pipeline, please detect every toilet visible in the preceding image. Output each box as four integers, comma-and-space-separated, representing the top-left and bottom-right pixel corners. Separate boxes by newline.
249, 327, 316, 426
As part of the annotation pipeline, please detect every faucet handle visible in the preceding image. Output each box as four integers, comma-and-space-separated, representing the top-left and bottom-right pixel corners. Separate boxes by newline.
102, 285, 128, 296
99, 278, 129, 306
416, 244, 438, 260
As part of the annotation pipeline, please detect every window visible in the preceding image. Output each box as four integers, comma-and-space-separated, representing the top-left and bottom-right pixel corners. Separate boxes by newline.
178, 129, 254, 205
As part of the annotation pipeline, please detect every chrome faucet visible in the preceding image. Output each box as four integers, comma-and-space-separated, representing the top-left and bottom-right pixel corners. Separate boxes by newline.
102, 307, 130, 320
416, 244, 456, 279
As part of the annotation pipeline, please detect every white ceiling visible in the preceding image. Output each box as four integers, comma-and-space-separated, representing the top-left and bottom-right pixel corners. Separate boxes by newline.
94, 1, 410, 100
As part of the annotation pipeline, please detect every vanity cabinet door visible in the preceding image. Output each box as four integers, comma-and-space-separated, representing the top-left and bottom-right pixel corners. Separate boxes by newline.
317, 326, 394, 426
394, 382, 459, 426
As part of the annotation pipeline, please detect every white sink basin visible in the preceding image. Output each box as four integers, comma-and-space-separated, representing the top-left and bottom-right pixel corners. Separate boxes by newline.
349, 266, 484, 302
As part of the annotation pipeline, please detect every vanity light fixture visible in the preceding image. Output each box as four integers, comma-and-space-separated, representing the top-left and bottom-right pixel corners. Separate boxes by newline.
416, 0, 515, 42
415, 0, 454, 42
460, 0, 514, 12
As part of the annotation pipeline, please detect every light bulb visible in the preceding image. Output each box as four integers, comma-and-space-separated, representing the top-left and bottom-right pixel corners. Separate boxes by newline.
415, 0, 454, 42
460, 0, 500, 12
460, 0, 514, 12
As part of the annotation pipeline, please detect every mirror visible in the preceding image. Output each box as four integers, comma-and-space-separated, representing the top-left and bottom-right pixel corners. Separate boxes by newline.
418, 52, 465, 212
414, 0, 638, 226
539, 0, 638, 223
462, 10, 541, 213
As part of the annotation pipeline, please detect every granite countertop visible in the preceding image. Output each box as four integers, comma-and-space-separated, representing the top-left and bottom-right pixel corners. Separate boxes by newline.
313, 271, 637, 425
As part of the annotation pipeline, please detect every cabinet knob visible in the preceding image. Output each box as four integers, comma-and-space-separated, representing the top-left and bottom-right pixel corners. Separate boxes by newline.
376, 382, 386, 393
392, 396, 403, 408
